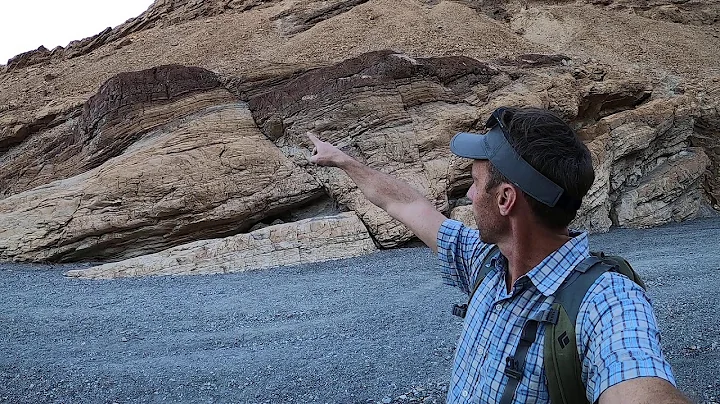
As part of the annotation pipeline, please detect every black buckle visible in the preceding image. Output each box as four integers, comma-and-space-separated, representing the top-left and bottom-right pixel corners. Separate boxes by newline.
504, 356, 523, 379
452, 304, 468, 318
546, 308, 560, 324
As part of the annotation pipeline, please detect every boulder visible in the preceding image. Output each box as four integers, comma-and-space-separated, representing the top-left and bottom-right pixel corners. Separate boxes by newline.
450, 205, 476, 229
63, 212, 377, 279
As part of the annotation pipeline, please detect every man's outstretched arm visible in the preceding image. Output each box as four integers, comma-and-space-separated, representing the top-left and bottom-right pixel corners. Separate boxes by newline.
307, 134, 446, 253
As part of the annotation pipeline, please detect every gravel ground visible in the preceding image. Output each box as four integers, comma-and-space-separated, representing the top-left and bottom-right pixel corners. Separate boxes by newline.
1, 218, 719, 404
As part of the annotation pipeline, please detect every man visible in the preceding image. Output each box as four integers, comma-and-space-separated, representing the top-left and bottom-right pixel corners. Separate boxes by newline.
307, 107, 690, 403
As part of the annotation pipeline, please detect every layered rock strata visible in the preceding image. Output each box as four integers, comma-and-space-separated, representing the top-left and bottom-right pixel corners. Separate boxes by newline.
1, 53, 716, 265
1, 65, 224, 197
574, 98, 711, 231
63, 212, 377, 279
0, 66, 322, 262
244, 50, 497, 247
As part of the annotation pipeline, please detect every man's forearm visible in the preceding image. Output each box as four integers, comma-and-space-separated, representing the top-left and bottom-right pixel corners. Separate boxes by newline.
308, 133, 446, 252
337, 158, 426, 212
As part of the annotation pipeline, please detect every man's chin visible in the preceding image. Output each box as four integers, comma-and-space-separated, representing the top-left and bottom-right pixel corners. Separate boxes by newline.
478, 229, 494, 244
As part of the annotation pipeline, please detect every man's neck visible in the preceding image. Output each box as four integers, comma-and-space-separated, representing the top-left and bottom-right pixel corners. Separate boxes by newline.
497, 224, 571, 293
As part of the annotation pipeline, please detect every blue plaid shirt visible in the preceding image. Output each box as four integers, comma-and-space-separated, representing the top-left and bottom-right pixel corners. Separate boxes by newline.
437, 219, 675, 403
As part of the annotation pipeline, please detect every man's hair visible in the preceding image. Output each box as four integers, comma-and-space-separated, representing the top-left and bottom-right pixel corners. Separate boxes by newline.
484, 107, 595, 229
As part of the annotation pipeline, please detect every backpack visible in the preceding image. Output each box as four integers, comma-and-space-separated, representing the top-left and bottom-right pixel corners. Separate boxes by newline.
452, 245, 646, 404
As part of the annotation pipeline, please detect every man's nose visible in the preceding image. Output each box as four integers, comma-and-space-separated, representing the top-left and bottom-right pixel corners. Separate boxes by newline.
466, 184, 475, 201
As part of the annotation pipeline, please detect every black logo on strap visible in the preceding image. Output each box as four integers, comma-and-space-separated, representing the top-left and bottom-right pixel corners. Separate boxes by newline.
558, 331, 570, 349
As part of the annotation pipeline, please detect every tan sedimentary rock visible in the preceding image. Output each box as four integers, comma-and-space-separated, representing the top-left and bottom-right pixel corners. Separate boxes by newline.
586, 0, 720, 26
573, 134, 614, 232
1, 65, 226, 197
245, 51, 493, 248
572, 98, 711, 231
692, 86, 720, 209
0, 98, 322, 262
1, 0, 719, 267
1, 54, 715, 265
63, 212, 377, 279
450, 205, 476, 230
614, 148, 711, 227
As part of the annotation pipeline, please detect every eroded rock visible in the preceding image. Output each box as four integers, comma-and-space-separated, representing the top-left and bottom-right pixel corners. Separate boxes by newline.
62, 212, 377, 279
1, 50, 718, 265
450, 205, 476, 229
0, 65, 225, 198
692, 86, 720, 209
589, 0, 720, 25
614, 148, 710, 227
573, 98, 710, 231
245, 50, 497, 247
0, 101, 322, 262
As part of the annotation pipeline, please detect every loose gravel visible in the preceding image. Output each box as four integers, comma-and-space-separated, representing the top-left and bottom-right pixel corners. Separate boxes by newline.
1, 218, 719, 404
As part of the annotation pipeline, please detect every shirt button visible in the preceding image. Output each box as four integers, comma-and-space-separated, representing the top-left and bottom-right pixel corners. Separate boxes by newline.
494, 304, 502, 312
462, 390, 469, 397
477, 346, 485, 355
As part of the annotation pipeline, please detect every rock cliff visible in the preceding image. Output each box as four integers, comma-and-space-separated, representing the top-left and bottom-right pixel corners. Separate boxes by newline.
1, 0, 718, 276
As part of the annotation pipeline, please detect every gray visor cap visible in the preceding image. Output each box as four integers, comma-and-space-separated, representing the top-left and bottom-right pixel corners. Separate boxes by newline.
450, 126, 567, 208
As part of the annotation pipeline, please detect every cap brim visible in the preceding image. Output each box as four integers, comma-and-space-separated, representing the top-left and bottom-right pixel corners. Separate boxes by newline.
450, 132, 490, 160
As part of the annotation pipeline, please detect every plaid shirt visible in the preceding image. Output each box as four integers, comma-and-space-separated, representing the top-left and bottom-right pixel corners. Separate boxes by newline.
437, 219, 675, 403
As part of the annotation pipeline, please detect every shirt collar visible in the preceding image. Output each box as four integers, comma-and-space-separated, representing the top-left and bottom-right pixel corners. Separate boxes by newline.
523, 231, 591, 297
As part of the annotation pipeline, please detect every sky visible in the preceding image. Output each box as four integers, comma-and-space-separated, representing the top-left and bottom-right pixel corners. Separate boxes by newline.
0, 0, 155, 65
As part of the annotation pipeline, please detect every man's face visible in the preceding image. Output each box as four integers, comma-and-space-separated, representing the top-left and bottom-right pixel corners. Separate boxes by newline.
467, 160, 507, 244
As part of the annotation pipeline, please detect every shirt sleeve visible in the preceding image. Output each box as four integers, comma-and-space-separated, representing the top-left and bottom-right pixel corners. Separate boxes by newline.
577, 272, 676, 402
436, 219, 491, 294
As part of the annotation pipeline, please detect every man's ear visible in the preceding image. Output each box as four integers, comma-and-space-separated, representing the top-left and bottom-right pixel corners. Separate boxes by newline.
496, 183, 517, 216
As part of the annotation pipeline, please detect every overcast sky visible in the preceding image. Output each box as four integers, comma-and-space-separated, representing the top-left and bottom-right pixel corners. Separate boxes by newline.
0, 0, 155, 64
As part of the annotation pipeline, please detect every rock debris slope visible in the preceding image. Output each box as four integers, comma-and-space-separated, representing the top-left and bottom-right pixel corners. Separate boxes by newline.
0, 0, 718, 276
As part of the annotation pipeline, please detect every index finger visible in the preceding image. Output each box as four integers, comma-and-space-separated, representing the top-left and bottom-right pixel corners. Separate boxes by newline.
306, 132, 321, 145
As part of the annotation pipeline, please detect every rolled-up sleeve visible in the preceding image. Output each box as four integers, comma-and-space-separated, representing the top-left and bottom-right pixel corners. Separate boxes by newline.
578, 272, 676, 402
436, 219, 491, 294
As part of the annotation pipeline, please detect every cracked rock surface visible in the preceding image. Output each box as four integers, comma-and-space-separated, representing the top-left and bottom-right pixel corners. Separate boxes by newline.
1, 0, 718, 266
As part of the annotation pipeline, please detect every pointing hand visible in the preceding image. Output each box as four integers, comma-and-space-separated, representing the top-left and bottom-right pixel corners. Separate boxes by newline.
307, 133, 351, 168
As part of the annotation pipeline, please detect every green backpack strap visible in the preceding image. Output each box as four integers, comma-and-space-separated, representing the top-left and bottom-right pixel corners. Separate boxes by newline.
452, 244, 501, 318
499, 308, 560, 404
544, 252, 646, 404
498, 256, 610, 404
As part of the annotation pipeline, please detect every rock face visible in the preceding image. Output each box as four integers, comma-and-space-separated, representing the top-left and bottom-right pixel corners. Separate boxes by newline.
573, 98, 711, 231
1, 65, 224, 197
245, 50, 496, 247
0, 66, 322, 262
5, 0, 370, 70
63, 212, 377, 279
587, 0, 719, 25
468, 0, 720, 25
450, 205, 476, 229
0, 0, 718, 271
693, 88, 720, 210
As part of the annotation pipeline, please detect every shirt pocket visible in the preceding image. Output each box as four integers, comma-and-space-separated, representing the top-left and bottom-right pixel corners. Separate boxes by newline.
480, 348, 505, 399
